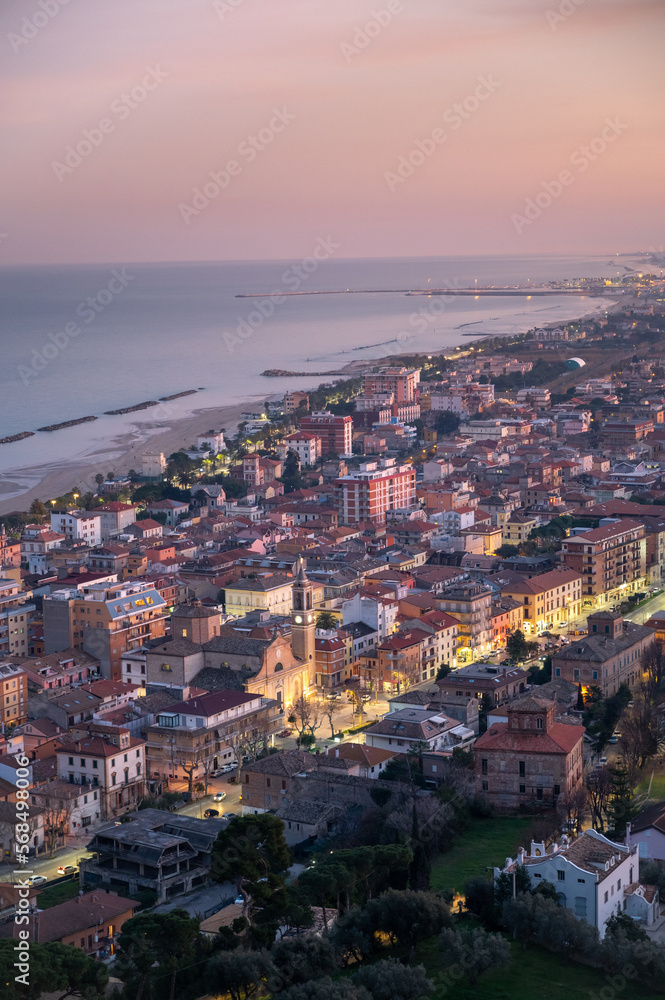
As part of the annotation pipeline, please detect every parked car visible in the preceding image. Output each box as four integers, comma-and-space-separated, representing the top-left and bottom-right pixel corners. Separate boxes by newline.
223, 812, 237, 821
28, 875, 47, 886
227, 775, 237, 784
203, 809, 219, 818
213, 791, 227, 802
220, 763, 237, 773
234, 894, 245, 905
57, 865, 77, 875
608, 736, 618, 744
278, 729, 293, 738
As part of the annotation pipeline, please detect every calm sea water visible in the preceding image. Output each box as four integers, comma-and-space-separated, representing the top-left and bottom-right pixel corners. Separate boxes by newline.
0, 253, 642, 486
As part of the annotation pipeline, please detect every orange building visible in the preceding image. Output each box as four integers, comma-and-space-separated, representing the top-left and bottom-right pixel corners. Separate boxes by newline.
335, 461, 416, 526
560, 519, 646, 605
0, 663, 28, 727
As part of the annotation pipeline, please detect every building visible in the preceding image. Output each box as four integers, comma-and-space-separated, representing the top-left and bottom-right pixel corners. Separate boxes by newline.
560, 519, 647, 606
284, 390, 310, 413
55, 724, 146, 819
145, 690, 279, 786
495, 830, 657, 936
335, 460, 417, 526
324, 742, 396, 778
50, 510, 102, 546
241, 750, 316, 814
437, 662, 528, 707
141, 451, 167, 479
0, 662, 28, 727
501, 512, 539, 547
43, 580, 168, 680
224, 575, 294, 620
20, 525, 65, 575
274, 800, 342, 846
435, 581, 493, 661
498, 568, 583, 635
81, 810, 226, 902
0, 890, 136, 958
279, 432, 322, 467
342, 590, 397, 640
626, 802, 665, 860
551, 611, 654, 696
490, 599, 524, 650
364, 708, 474, 754
146, 498, 190, 526
474, 694, 584, 809
362, 366, 420, 403
96, 502, 138, 540
0, 579, 35, 657
299, 411, 353, 457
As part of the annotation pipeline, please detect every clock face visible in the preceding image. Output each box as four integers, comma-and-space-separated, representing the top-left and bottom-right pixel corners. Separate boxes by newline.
294, 615, 302, 624
307, 614, 313, 623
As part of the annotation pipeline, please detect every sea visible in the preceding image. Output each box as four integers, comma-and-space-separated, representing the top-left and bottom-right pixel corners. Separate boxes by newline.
0, 252, 648, 499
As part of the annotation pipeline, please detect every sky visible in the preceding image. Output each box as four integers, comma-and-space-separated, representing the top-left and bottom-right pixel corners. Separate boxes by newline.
0, 0, 663, 264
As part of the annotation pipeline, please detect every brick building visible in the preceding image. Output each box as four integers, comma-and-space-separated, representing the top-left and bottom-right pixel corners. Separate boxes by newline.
474, 694, 584, 809
551, 610, 654, 697
299, 411, 353, 457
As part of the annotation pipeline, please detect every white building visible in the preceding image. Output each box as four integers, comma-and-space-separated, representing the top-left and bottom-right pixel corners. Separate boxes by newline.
20, 525, 65, 575
51, 510, 102, 547
141, 452, 167, 479
55, 724, 146, 819
626, 803, 665, 860
342, 591, 397, 640
495, 829, 657, 936
278, 432, 321, 468
197, 431, 225, 454
96, 502, 138, 541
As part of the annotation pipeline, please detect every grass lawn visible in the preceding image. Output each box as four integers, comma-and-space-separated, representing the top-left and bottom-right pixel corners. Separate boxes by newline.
36, 879, 80, 908
637, 766, 665, 801
417, 936, 663, 1000
430, 817, 533, 895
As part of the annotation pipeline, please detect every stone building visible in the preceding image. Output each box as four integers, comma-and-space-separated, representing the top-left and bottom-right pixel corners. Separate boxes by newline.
551, 611, 654, 697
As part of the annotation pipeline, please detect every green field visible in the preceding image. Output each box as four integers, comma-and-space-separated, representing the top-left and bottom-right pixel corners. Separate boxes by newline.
417, 936, 662, 1000
430, 817, 534, 895
637, 767, 665, 801
36, 879, 80, 908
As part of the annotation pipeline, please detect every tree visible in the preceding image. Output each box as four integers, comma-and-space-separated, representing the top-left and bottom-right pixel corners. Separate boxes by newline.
28, 499, 48, 523
556, 784, 587, 835
463, 877, 497, 926
288, 693, 324, 745
331, 906, 375, 964
642, 643, 665, 702
278, 979, 371, 1000
439, 926, 510, 985
495, 864, 532, 907
322, 694, 344, 739
270, 936, 338, 990
364, 888, 450, 959
94, 473, 104, 487
115, 909, 200, 1000
506, 629, 529, 662
605, 910, 648, 942
607, 762, 641, 838
352, 959, 434, 1000
205, 950, 274, 1000
40, 793, 74, 857
211, 813, 291, 884
316, 610, 338, 630
281, 449, 303, 493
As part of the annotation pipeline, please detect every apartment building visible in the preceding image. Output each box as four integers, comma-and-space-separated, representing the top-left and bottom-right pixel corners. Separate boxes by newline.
342, 590, 398, 639
501, 512, 539, 546
55, 724, 146, 819
299, 411, 353, 457
490, 599, 524, 649
362, 366, 420, 403
278, 432, 322, 467
474, 694, 584, 809
44, 581, 167, 680
20, 525, 65, 574
435, 581, 493, 661
551, 611, 654, 697
498, 567, 583, 634
224, 575, 294, 619
0, 579, 35, 657
50, 510, 102, 546
560, 519, 647, 605
0, 663, 28, 727
96, 502, 138, 540
397, 609, 460, 678
335, 460, 417, 526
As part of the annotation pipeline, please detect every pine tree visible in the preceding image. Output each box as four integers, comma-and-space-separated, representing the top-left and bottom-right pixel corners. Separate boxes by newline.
607, 762, 638, 837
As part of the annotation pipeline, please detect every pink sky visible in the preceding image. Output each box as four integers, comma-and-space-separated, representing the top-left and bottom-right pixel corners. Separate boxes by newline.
1, 0, 663, 264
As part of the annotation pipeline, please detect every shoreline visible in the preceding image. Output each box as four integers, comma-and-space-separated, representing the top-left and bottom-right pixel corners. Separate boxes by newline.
0, 293, 625, 515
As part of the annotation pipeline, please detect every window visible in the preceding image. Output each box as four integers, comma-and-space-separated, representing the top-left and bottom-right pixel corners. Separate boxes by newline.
111, 759, 116, 767
557, 870, 566, 881
80, 759, 86, 767
111, 774, 116, 786
481, 780, 488, 791
519, 784, 526, 794
266, 778, 271, 788
92, 760, 98, 769
519, 761, 525, 777
481, 759, 488, 775
68, 757, 73, 766
536, 788, 543, 801
574, 897, 587, 917
554, 784, 560, 796
617, 879, 621, 890
604, 891, 609, 903
124, 754, 128, 763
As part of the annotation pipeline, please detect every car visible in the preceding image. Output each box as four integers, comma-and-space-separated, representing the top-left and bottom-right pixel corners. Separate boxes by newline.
28, 875, 47, 886
220, 763, 237, 773
234, 894, 245, 906
608, 737, 618, 744
213, 791, 227, 802
223, 812, 237, 820
599, 756, 608, 766
57, 865, 77, 875
203, 808, 220, 818
278, 729, 293, 738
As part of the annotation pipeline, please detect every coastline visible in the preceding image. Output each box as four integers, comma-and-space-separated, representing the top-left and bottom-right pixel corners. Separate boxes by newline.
0, 292, 624, 516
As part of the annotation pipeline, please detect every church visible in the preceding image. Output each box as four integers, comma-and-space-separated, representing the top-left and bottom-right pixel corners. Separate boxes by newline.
140, 556, 315, 713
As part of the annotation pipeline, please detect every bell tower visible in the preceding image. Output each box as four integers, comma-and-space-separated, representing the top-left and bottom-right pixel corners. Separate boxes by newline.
291, 556, 316, 666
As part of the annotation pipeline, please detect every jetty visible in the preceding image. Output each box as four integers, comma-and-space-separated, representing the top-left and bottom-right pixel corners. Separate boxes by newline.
37, 416, 98, 432
0, 431, 35, 445
104, 401, 159, 415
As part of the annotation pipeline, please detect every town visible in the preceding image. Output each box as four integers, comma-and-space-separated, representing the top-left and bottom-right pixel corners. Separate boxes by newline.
3, 284, 665, 997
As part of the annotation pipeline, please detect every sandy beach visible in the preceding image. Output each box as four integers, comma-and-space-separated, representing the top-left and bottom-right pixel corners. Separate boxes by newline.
0, 400, 253, 515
